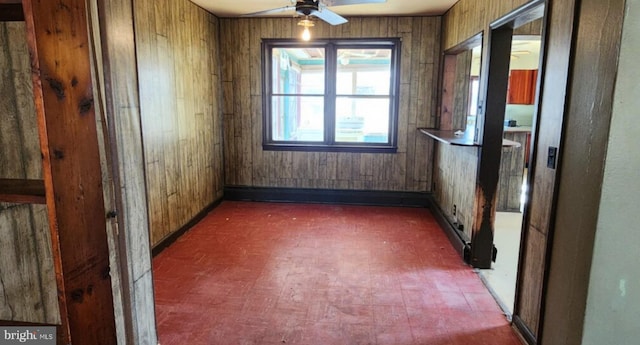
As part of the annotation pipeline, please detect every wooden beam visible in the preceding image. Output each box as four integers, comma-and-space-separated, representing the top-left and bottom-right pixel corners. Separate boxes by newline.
470, 25, 513, 269
0, 3, 24, 21
21, 0, 117, 344
0, 179, 46, 204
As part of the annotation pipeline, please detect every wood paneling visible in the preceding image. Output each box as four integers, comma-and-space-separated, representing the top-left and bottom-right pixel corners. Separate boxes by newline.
452, 50, 472, 130
496, 132, 526, 212
134, 0, 224, 246
514, 17, 543, 36
517, 224, 546, 333
433, 143, 478, 240
440, 54, 456, 131
220, 17, 440, 192
0, 22, 40, 181
442, 0, 533, 51
0, 203, 58, 324
0, 22, 59, 325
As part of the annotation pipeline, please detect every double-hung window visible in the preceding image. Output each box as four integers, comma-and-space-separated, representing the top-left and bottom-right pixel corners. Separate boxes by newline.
263, 38, 401, 152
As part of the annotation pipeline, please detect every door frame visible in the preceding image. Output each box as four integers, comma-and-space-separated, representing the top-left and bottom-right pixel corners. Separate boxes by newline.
470, 0, 546, 269
478, 1, 549, 344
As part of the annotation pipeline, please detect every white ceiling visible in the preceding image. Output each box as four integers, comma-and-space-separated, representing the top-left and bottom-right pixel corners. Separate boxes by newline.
191, 0, 460, 18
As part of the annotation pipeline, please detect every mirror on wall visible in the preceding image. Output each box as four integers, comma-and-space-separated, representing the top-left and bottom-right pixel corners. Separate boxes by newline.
440, 33, 483, 132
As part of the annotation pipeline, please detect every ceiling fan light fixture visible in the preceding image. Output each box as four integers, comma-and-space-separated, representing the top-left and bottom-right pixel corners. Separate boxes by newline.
302, 27, 311, 41
298, 17, 315, 41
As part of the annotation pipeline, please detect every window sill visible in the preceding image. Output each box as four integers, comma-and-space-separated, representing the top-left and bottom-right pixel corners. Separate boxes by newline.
263, 143, 398, 154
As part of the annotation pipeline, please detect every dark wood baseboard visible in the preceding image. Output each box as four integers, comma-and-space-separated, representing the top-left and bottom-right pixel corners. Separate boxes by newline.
512, 315, 536, 345
427, 197, 471, 263
151, 198, 223, 257
223, 186, 431, 208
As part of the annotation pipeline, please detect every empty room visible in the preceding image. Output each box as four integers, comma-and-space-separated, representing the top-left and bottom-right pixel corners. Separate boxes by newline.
1, 0, 638, 344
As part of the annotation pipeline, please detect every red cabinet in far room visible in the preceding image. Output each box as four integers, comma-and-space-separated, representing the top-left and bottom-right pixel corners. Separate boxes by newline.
507, 69, 538, 104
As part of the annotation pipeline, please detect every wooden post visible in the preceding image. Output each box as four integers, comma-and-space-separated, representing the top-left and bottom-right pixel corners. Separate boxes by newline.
21, 0, 118, 343
470, 25, 513, 269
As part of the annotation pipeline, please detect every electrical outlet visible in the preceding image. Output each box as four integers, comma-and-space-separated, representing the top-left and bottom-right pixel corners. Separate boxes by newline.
452, 204, 458, 225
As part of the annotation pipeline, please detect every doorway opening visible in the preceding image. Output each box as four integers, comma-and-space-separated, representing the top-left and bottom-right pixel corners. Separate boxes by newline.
476, 13, 545, 317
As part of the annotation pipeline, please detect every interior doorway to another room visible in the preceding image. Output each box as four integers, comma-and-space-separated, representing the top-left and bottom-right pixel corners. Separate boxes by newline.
478, 20, 544, 316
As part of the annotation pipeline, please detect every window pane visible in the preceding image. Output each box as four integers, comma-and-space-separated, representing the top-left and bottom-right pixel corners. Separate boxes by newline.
336, 48, 392, 96
335, 97, 390, 143
271, 96, 324, 142
272, 48, 325, 95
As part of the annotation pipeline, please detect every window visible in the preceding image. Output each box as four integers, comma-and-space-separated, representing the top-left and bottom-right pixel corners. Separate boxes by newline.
263, 39, 401, 152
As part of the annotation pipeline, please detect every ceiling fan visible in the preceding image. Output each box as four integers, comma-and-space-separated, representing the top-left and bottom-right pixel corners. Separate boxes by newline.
243, 0, 387, 26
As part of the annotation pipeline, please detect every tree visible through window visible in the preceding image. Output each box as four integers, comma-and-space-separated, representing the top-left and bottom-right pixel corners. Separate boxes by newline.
263, 39, 401, 152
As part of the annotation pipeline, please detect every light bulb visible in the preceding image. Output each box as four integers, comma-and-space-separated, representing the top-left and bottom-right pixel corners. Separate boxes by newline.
302, 27, 311, 41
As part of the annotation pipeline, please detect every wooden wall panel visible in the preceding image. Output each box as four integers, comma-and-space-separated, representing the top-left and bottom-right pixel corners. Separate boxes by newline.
517, 224, 546, 333
452, 50, 472, 130
442, 0, 534, 51
0, 22, 40, 180
134, 0, 224, 246
514, 17, 543, 36
220, 17, 440, 192
0, 22, 59, 325
496, 132, 527, 212
433, 143, 478, 239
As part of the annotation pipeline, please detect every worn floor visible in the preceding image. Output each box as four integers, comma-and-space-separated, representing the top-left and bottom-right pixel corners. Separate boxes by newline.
153, 201, 523, 345
479, 212, 524, 315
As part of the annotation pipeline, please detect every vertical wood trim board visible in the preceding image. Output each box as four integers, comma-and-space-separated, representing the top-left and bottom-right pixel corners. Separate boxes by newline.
22, 0, 117, 343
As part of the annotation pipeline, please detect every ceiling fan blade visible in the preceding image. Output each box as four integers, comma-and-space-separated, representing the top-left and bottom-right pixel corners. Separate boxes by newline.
312, 8, 348, 25
242, 5, 295, 17
323, 0, 387, 7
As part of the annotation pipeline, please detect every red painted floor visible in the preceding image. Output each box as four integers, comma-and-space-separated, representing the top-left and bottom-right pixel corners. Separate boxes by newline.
153, 201, 522, 345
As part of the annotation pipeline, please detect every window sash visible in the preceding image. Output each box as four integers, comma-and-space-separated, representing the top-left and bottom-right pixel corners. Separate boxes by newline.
263, 39, 400, 152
